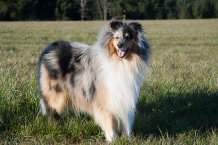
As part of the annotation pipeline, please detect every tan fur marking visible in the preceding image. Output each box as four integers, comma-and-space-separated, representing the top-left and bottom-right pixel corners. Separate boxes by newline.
91, 83, 120, 141
40, 64, 68, 114
69, 93, 93, 114
108, 38, 118, 59
69, 80, 108, 115
93, 83, 108, 110
125, 33, 129, 37
93, 105, 117, 141
40, 64, 51, 94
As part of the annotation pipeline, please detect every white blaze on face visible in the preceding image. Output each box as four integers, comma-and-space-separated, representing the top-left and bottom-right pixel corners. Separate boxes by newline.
112, 29, 127, 58
112, 30, 122, 50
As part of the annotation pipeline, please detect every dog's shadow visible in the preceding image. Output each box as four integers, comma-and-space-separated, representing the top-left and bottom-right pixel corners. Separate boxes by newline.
134, 88, 218, 136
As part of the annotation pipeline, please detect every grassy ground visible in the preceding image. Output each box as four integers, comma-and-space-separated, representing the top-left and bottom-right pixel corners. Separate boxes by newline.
0, 19, 218, 144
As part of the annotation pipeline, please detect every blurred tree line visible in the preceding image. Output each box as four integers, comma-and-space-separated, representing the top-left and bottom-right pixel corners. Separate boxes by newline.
0, 0, 217, 21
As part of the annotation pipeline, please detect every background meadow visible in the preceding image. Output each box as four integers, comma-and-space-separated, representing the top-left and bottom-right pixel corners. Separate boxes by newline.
0, 19, 218, 144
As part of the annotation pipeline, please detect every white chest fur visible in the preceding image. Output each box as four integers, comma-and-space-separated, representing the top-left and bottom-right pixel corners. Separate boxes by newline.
102, 57, 146, 120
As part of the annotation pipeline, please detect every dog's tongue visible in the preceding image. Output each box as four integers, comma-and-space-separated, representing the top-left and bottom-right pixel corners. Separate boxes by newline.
118, 49, 126, 58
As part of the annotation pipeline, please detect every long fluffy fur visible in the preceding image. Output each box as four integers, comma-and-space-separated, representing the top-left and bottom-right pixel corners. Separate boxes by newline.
38, 21, 150, 141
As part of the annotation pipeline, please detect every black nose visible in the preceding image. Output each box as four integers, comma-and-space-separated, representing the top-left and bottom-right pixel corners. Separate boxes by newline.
117, 43, 123, 48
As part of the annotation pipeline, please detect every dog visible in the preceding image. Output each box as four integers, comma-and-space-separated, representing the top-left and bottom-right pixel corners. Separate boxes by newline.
38, 20, 150, 141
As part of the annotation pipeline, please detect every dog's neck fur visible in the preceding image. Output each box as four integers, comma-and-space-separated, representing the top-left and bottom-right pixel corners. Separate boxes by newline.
90, 43, 147, 130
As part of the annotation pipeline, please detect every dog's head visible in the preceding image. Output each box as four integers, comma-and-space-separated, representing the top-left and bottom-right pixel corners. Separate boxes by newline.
108, 20, 143, 59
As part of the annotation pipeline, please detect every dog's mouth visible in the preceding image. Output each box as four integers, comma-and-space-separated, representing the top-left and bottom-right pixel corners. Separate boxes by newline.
117, 48, 128, 58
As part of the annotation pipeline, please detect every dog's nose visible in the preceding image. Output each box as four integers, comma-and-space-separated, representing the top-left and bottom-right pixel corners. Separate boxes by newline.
117, 43, 123, 48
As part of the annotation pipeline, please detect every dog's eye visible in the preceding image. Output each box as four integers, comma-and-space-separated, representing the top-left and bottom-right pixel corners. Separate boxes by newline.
115, 36, 120, 40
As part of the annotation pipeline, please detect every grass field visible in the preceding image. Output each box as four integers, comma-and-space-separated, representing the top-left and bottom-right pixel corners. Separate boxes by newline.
0, 19, 218, 144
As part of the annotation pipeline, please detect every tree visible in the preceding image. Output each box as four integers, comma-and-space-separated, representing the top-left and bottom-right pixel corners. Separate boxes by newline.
55, 0, 80, 20
216, 0, 218, 17
0, 0, 218, 20
177, 0, 193, 19
16, 0, 36, 20
35, 0, 57, 20
165, 0, 178, 19
96, 0, 107, 20
193, 0, 216, 18
0, 1, 11, 20
80, 0, 88, 21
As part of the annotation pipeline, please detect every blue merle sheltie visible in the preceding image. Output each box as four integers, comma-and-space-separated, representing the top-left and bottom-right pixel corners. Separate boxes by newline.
38, 20, 150, 141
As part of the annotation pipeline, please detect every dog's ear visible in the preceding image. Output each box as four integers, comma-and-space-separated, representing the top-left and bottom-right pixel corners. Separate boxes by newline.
128, 22, 143, 32
109, 20, 123, 31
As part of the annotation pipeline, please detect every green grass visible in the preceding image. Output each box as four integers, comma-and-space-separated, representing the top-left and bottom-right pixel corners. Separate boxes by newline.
0, 19, 218, 144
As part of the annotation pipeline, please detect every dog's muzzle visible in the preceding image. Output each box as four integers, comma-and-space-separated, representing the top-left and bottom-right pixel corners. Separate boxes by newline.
117, 42, 128, 58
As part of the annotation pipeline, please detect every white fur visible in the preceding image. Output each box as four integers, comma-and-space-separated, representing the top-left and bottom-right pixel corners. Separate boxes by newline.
40, 98, 47, 116
92, 42, 148, 139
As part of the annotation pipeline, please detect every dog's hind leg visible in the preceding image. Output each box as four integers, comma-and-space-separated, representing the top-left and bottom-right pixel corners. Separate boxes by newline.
40, 97, 50, 116
41, 91, 68, 116
39, 64, 68, 116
